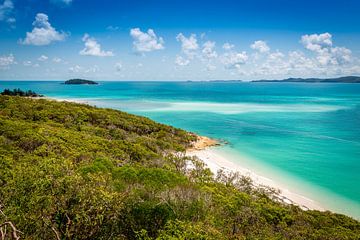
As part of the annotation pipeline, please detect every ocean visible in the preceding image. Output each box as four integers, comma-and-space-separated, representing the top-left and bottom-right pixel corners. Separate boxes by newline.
1, 80, 360, 218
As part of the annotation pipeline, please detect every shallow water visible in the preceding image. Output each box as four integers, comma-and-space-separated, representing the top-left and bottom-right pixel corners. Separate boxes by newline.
1, 81, 360, 218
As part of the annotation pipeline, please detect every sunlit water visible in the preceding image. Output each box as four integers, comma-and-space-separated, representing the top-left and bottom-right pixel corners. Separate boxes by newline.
1, 81, 360, 218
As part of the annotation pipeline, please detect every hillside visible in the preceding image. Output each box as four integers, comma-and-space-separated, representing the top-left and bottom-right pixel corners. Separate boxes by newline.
252, 76, 360, 83
0, 96, 359, 239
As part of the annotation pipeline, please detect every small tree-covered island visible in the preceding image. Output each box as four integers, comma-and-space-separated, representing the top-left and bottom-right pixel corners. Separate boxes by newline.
0, 95, 359, 239
64, 79, 99, 85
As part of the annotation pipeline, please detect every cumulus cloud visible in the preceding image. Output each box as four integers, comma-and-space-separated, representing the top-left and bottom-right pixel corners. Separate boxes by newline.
301, 33, 332, 53
202, 41, 217, 60
316, 46, 352, 66
0, 0, 14, 24
286, 51, 320, 75
176, 33, 198, 55
0, 53, 16, 69
68, 64, 99, 74
23, 60, 32, 66
79, 33, 114, 57
130, 28, 164, 53
85, 65, 99, 73
68, 65, 81, 73
251, 40, 270, 53
267, 51, 285, 62
23, 60, 41, 68
222, 42, 234, 50
38, 55, 48, 61
301, 32, 352, 67
206, 64, 216, 71
221, 51, 248, 69
175, 55, 190, 66
221, 42, 248, 70
52, 57, 62, 63
176, 33, 199, 58
174, 33, 201, 67
20, 13, 67, 46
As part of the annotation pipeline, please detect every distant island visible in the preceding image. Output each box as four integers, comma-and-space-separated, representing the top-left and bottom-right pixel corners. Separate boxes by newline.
252, 76, 360, 83
64, 79, 98, 85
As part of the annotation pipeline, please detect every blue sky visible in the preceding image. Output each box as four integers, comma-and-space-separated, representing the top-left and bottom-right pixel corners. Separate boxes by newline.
1, 0, 360, 80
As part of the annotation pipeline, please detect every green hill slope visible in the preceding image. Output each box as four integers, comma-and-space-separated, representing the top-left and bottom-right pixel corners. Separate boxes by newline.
0, 96, 359, 239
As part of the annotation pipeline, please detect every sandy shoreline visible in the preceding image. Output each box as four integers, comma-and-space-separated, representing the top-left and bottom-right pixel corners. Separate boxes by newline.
187, 136, 324, 211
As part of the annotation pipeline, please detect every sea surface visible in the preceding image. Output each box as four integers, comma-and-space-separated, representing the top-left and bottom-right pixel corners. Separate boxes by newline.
1, 81, 360, 219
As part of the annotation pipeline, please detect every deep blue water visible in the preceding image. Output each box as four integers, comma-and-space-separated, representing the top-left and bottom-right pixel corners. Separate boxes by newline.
1, 81, 360, 218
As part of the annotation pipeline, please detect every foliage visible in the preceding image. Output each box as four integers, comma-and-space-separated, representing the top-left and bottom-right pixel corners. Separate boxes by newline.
0, 95, 359, 239
0, 88, 43, 97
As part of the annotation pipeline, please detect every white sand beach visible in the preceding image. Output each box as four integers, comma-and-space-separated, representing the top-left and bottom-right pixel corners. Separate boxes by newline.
187, 136, 324, 211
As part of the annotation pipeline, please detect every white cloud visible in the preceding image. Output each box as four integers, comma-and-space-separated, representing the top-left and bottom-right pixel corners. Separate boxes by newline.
115, 62, 122, 71
202, 41, 217, 60
20, 13, 67, 46
222, 42, 234, 50
316, 47, 352, 66
130, 28, 164, 53
251, 40, 270, 53
329, 47, 352, 65
85, 65, 99, 73
288, 51, 316, 71
0, 53, 16, 69
79, 33, 114, 57
206, 64, 216, 71
68, 65, 99, 74
52, 57, 62, 63
301, 33, 332, 53
38, 55, 48, 61
68, 65, 81, 73
0, 0, 14, 24
221, 51, 248, 69
268, 51, 285, 62
175, 55, 190, 66
23, 60, 32, 66
176, 33, 198, 58
301, 32, 352, 67
23, 60, 42, 68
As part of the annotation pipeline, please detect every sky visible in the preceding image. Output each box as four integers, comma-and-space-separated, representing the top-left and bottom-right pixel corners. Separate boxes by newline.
0, 0, 360, 81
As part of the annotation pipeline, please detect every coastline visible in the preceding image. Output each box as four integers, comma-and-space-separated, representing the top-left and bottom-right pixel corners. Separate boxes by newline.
187, 136, 324, 211
44, 97, 359, 217
47, 98, 324, 211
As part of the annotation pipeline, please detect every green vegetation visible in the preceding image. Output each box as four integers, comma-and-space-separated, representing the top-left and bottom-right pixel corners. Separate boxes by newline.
64, 79, 98, 84
1, 88, 43, 97
0, 96, 359, 239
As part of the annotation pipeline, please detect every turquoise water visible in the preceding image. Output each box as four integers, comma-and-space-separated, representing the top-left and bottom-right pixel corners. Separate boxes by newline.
1, 81, 360, 218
